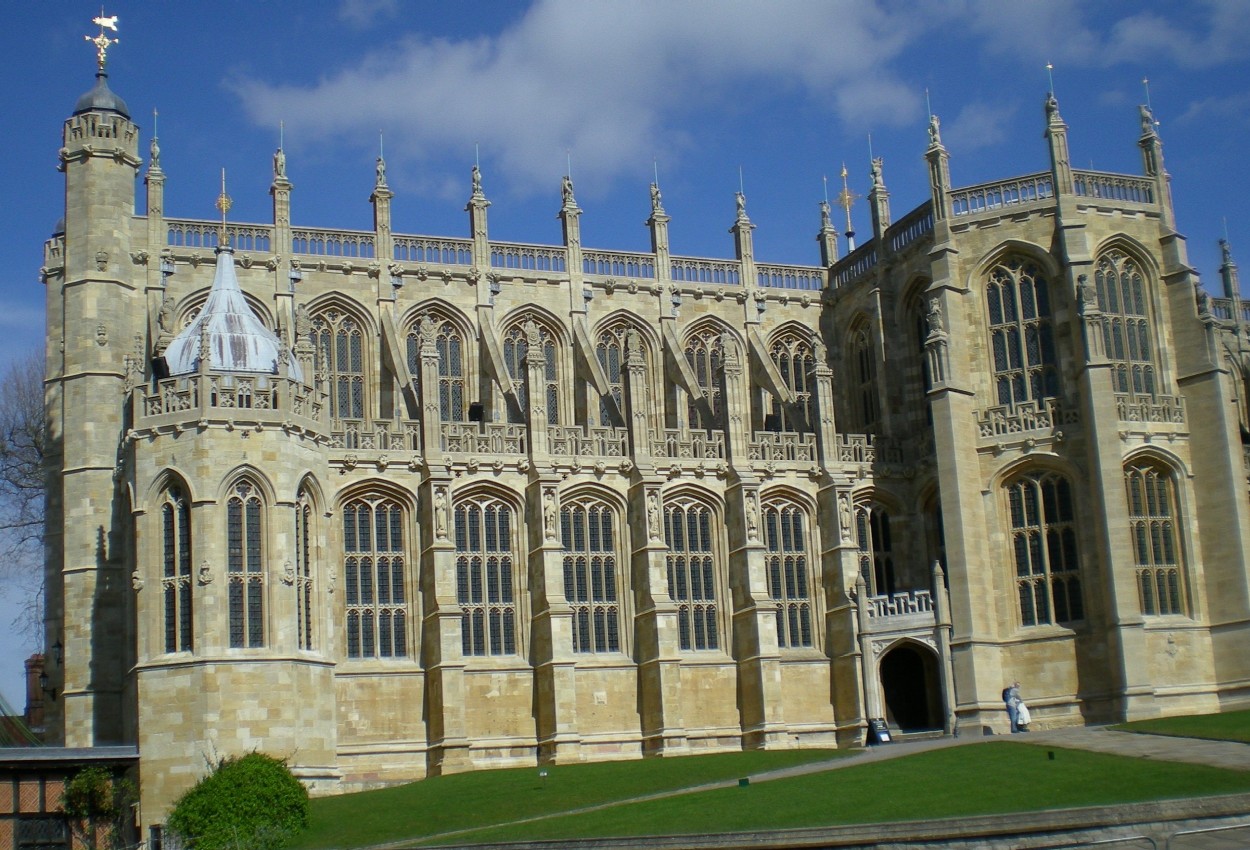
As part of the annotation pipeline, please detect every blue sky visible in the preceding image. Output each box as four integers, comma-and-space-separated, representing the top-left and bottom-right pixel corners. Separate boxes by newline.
0, 0, 1248, 709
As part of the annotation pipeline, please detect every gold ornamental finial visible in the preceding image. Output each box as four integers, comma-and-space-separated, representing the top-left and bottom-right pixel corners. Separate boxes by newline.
85, 10, 119, 70
835, 163, 859, 235
216, 169, 233, 246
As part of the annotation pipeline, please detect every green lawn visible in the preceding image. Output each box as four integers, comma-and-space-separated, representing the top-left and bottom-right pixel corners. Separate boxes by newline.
437, 742, 1250, 846
1112, 708, 1250, 743
290, 749, 847, 850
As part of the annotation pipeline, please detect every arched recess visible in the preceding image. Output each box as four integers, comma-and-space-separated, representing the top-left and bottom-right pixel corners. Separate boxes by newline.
853, 486, 902, 596
760, 486, 820, 649
900, 277, 934, 423
292, 473, 326, 653
499, 307, 569, 426
681, 319, 741, 432
844, 313, 879, 434
558, 483, 632, 656
403, 299, 476, 424
660, 484, 727, 652
591, 311, 661, 430
146, 469, 195, 656
221, 470, 272, 649
878, 638, 943, 731
303, 294, 378, 421
450, 483, 527, 658
1121, 450, 1191, 618
333, 479, 419, 661
763, 322, 817, 434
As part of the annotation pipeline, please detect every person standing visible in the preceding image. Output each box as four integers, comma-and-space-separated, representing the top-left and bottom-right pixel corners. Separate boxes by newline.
1003, 681, 1022, 733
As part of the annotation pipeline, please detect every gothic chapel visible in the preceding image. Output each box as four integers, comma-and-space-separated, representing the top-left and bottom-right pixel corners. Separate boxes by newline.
42, 29, 1250, 833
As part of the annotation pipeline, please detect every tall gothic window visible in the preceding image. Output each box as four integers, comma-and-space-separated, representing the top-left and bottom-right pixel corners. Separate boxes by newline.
312, 309, 365, 420
764, 502, 813, 648
343, 496, 407, 659
684, 327, 725, 431
294, 488, 315, 651
455, 497, 518, 656
769, 332, 815, 432
850, 325, 879, 433
503, 321, 558, 425
227, 481, 265, 648
987, 258, 1059, 408
407, 313, 466, 422
664, 498, 719, 651
855, 502, 894, 596
161, 485, 193, 653
560, 498, 621, 653
1126, 461, 1186, 616
1007, 471, 1084, 627
1096, 251, 1156, 397
595, 322, 634, 428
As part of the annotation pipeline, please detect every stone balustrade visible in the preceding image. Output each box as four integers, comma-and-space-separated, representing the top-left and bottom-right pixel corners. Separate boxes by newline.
748, 431, 817, 462
1115, 393, 1185, 425
547, 424, 629, 459
867, 590, 935, 620
441, 422, 527, 455
950, 172, 1055, 217
650, 428, 726, 460
135, 374, 322, 432
976, 400, 1071, 438
328, 418, 420, 451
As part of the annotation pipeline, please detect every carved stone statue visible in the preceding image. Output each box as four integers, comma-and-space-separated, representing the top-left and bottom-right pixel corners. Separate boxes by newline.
156, 296, 175, 334
745, 496, 759, 541
524, 319, 541, 347
274, 147, 286, 179
650, 182, 662, 212
435, 487, 449, 539
647, 491, 660, 539
1078, 274, 1099, 309
926, 296, 944, 334
928, 113, 942, 146
197, 559, 213, 585
294, 304, 312, 341
871, 157, 884, 189
471, 164, 483, 196
375, 156, 387, 186
150, 135, 161, 169
819, 200, 832, 229
839, 494, 853, 541
812, 336, 827, 363
735, 191, 746, 219
561, 175, 575, 207
1139, 104, 1157, 135
543, 490, 557, 539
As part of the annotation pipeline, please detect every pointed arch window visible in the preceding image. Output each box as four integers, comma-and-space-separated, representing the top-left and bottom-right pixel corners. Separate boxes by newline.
684, 327, 725, 431
1126, 461, 1186, 616
161, 485, 193, 653
664, 498, 720, 651
849, 325, 879, 433
595, 322, 638, 429
227, 481, 265, 648
294, 488, 315, 651
768, 332, 815, 432
407, 313, 466, 422
560, 498, 622, 653
503, 321, 559, 425
855, 502, 894, 596
343, 496, 408, 658
987, 258, 1059, 408
455, 497, 518, 656
1007, 471, 1083, 626
763, 502, 813, 648
312, 309, 365, 420
1096, 251, 1156, 397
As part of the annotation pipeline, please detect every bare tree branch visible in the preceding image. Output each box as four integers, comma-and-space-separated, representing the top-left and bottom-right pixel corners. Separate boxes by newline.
0, 351, 47, 643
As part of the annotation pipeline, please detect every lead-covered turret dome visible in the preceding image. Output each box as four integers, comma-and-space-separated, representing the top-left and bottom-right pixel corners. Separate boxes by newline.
73, 70, 130, 118
163, 246, 302, 381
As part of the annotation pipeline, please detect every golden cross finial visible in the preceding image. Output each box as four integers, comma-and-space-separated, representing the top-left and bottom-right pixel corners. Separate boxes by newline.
216, 168, 233, 246
835, 163, 859, 234
85, 10, 119, 71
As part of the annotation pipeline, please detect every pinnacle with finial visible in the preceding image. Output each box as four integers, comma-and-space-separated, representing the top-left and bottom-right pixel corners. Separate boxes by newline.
836, 163, 858, 234
85, 11, 119, 70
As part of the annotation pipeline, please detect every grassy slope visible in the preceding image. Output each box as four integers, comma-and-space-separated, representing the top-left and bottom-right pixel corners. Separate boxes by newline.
1112, 708, 1250, 743
290, 749, 846, 850
440, 742, 1250, 846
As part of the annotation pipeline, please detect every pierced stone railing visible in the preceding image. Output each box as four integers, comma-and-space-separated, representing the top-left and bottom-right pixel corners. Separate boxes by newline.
669, 257, 741, 285
1208, 297, 1250, 323
393, 235, 472, 265
1073, 171, 1155, 205
950, 172, 1054, 217
1115, 393, 1185, 425
491, 242, 567, 273
831, 244, 877, 288
166, 219, 274, 253
329, 419, 420, 451
292, 228, 376, 258
866, 590, 934, 620
137, 374, 322, 427
748, 431, 817, 462
976, 400, 1071, 438
756, 263, 824, 291
834, 433, 875, 464
583, 250, 656, 279
650, 428, 725, 460
548, 425, 629, 458
441, 422, 527, 454
887, 205, 934, 254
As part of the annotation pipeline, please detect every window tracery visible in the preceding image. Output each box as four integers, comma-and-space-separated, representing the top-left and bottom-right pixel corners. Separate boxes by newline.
560, 497, 622, 653
1006, 470, 1083, 626
768, 331, 815, 432
664, 497, 720, 651
342, 495, 408, 659
295, 488, 315, 651
854, 501, 894, 596
161, 484, 193, 653
1096, 251, 1156, 397
763, 501, 813, 648
1126, 461, 1186, 616
227, 480, 265, 648
407, 311, 466, 422
503, 319, 559, 425
684, 326, 725, 431
312, 308, 366, 420
595, 321, 640, 429
849, 325, 878, 433
986, 258, 1058, 408
455, 496, 518, 656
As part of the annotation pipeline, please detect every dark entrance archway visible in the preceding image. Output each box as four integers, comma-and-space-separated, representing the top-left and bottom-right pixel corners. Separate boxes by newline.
879, 641, 942, 732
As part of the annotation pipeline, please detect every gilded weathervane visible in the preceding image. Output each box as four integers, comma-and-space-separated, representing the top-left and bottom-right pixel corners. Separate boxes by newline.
85, 11, 119, 70
216, 169, 233, 245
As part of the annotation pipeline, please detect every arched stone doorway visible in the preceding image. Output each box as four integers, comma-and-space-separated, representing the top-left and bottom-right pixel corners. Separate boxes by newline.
879, 641, 942, 732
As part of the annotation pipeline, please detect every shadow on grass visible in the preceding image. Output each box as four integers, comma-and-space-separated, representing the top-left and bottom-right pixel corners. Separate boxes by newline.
1110, 708, 1250, 744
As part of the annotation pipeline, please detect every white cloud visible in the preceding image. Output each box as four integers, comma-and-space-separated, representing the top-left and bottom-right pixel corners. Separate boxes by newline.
1178, 91, 1250, 126
338, 0, 398, 30
943, 101, 1016, 153
232, 0, 926, 198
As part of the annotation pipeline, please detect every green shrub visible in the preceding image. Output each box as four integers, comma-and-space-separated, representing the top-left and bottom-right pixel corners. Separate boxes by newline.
167, 752, 309, 850
62, 766, 137, 850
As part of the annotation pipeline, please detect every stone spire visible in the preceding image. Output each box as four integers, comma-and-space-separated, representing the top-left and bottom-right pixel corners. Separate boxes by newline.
925, 113, 951, 222
1044, 91, 1073, 194
1221, 239, 1241, 300
868, 157, 891, 241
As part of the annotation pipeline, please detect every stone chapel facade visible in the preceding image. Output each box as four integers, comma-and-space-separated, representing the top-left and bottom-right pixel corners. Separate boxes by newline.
41, 59, 1250, 829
